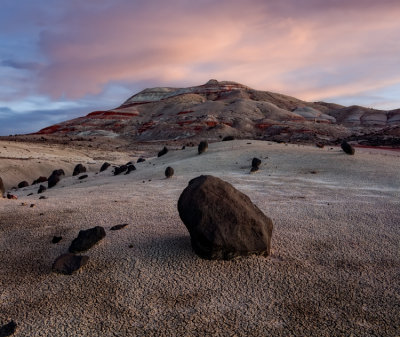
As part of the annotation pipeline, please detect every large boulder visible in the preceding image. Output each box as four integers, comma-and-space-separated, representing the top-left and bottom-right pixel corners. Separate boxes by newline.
178, 175, 273, 260
73, 164, 87, 176
52, 253, 89, 275
0, 177, 4, 197
69, 226, 106, 253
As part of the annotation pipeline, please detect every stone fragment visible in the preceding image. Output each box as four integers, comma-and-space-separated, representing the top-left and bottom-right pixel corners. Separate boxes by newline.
69, 226, 106, 253
52, 253, 89, 275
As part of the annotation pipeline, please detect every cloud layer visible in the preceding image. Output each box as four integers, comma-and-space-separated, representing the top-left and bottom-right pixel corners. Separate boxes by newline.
1, 0, 400, 134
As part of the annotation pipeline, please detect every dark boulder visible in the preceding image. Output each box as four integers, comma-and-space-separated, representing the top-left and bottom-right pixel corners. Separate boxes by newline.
48, 169, 65, 188
198, 141, 208, 154
251, 157, 261, 169
110, 224, 128, 231
137, 157, 146, 163
38, 185, 47, 194
125, 165, 136, 175
0, 177, 4, 197
341, 141, 355, 155
158, 146, 168, 157
78, 174, 88, 180
114, 165, 128, 175
178, 175, 273, 260
73, 164, 87, 176
18, 181, 29, 189
0, 320, 17, 336
52, 253, 89, 275
222, 136, 235, 141
100, 162, 111, 172
165, 166, 174, 178
69, 226, 106, 253
32, 176, 47, 185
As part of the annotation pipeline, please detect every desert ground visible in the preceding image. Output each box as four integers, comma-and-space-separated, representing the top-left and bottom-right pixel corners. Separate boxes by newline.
0, 139, 399, 336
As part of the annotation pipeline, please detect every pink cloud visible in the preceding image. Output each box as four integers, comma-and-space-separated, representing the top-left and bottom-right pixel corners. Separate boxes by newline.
36, 0, 400, 104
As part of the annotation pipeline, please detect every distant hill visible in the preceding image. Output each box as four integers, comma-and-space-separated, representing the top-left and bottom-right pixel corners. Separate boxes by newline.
36, 79, 400, 146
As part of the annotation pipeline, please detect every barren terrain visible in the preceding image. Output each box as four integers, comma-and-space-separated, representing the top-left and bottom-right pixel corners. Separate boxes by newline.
0, 139, 399, 336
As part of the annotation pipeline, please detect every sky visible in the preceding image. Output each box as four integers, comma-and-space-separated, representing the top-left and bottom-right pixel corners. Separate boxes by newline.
1, 0, 400, 135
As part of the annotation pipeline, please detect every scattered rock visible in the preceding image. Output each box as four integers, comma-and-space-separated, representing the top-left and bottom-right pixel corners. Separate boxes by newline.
52, 236, 62, 243
78, 174, 88, 180
110, 224, 128, 231
178, 175, 273, 260
27, 193, 33, 196
125, 165, 136, 174
114, 165, 128, 175
39, 196, 47, 199
52, 253, 89, 275
222, 136, 234, 141
341, 141, 355, 155
198, 141, 208, 154
32, 176, 47, 185
0, 177, 4, 197
315, 142, 325, 148
251, 157, 261, 169
17, 181, 29, 189
0, 320, 17, 336
6, 193, 17, 200
73, 164, 87, 176
21, 202, 27, 206
137, 157, 146, 163
158, 146, 168, 157
69, 226, 106, 253
30, 204, 35, 208
165, 166, 174, 178
181, 145, 186, 150
100, 162, 111, 172
38, 185, 47, 194
48, 169, 64, 188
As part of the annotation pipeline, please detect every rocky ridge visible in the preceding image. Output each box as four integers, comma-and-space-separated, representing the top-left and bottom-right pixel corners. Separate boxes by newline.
35, 80, 400, 146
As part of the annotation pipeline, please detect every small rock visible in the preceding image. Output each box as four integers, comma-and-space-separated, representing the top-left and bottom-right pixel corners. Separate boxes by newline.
6, 193, 17, 200
52, 236, 62, 243
251, 157, 261, 169
137, 157, 146, 163
18, 181, 29, 189
315, 142, 324, 148
48, 169, 64, 188
32, 176, 47, 185
30, 204, 35, 208
158, 146, 168, 157
100, 162, 111, 172
38, 185, 47, 194
69, 226, 106, 253
165, 166, 174, 178
181, 146, 186, 150
341, 141, 355, 155
198, 141, 208, 154
27, 193, 33, 196
110, 224, 128, 231
125, 165, 136, 174
114, 165, 127, 175
52, 253, 89, 275
222, 136, 234, 141
0, 320, 17, 336
73, 164, 87, 176
78, 174, 88, 180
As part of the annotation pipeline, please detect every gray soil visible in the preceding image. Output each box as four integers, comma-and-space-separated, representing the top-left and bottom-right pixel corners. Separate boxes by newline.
0, 140, 399, 336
